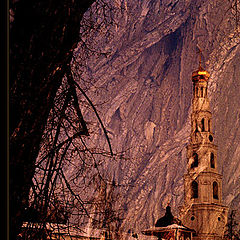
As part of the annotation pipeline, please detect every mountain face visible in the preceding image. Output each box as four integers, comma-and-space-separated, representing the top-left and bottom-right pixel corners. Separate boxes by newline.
76, 0, 240, 236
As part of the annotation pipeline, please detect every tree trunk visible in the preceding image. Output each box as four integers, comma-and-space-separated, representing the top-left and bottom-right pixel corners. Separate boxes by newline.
10, 0, 95, 238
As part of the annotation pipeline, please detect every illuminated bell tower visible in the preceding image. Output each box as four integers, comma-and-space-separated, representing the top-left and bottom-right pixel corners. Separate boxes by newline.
179, 56, 228, 240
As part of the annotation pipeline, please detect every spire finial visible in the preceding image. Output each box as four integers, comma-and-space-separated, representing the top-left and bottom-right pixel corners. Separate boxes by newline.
197, 45, 202, 69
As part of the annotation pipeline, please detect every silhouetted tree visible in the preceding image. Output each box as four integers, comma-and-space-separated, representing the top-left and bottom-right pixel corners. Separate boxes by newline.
90, 177, 123, 240
10, 0, 120, 239
224, 210, 240, 240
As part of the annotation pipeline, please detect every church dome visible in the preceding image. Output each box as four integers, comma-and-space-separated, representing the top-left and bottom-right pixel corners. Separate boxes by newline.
192, 66, 210, 80
155, 206, 182, 227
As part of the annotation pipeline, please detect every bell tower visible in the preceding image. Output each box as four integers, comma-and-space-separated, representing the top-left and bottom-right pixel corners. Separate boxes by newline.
179, 55, 228, 240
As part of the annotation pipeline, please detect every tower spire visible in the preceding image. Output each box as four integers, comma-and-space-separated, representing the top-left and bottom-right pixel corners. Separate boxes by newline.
197, 46, 202, 69
179, 56, 228, 240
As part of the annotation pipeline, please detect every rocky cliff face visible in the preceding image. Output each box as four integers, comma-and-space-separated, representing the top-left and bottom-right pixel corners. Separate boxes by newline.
76, 0, 240, 235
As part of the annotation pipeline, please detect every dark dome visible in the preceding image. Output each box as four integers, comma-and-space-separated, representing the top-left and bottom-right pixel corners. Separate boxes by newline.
155, 206, 181, 227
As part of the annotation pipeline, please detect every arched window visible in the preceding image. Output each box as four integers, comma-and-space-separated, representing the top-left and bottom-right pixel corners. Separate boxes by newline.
213, 181, 219, 199
195, 120, 198, 132
191, 153, 198, 168
201, 118, 205, 132
208, 119, 211, 132
191, 181, 198, 199
201, 87, 204, 97
210, 153, 215, 168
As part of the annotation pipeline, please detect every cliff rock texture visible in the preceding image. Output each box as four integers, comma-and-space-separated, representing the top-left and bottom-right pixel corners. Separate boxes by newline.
76, 0, 240, 234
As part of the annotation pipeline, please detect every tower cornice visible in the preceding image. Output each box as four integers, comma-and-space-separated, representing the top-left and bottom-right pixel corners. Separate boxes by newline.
187, 143, 218, 149
184, 171, 223, 179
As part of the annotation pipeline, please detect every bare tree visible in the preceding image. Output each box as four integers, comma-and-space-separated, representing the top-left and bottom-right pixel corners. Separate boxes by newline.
228, 0, 240, 29
90, 177, 124, 240
9, 0, 122, 239
224, 210, 240, 240
19, 68, 121, 239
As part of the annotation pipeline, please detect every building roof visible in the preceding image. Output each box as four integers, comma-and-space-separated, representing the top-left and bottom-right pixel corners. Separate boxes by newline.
155, 206, 181, 227
142, 206, 195, 236
142, 224, 195, 236
21, 222, 102, 239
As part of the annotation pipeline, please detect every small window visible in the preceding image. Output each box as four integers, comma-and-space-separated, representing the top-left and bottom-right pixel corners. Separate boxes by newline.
210, 153, 215, 168
191, 153, 198, 168
213, 181, 219, 199
192, 181, 198, 199
201, 118, 205, 132
209, 135, 213, 142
